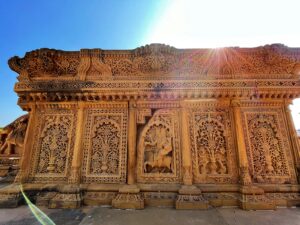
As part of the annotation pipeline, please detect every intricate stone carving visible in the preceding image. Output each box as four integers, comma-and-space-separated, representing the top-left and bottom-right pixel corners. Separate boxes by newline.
189, 105, 238, 184
244, 111, 295, 184
9, 44, 300, 82
9, 49, 80, 79
0, 114, 28, 155
3, 44, 300, 211
81, 105, 128, 183
137, 109, 181, 183
90, 119, 120, 175
29, 109, 76, 182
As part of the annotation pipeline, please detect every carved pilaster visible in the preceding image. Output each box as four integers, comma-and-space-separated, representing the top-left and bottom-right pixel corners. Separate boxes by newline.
284, 100, 300, 182
68, 103, 84, 184
127, 100, 137, 185
180, 103, 193, 185
231, 100, 252, 185
14, 104, 36, 183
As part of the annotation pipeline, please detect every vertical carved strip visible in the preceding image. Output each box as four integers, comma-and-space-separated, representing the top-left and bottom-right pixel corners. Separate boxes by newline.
127, 101, 137, 184
232, 101, 252, 185
284, 101, 300, 177
180, 104, 193, 185
14, 104, 36, 183
69, 103, 85, 184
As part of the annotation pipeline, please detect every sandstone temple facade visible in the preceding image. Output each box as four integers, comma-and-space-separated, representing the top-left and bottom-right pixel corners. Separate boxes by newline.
0, 44, 300, 209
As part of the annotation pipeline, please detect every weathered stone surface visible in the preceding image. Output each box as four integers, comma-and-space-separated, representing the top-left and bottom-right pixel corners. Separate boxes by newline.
2, 43, 300, 210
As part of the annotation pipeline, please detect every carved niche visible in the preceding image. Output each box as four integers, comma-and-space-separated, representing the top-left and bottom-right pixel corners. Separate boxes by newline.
189, 106, 238, 183
29, 109, 76, 182
137, 109, 181, 183
243, 109, 296, 184
81, 106, 128, 183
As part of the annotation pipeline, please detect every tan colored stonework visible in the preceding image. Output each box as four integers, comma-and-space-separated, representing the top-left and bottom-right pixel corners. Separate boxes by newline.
1, 43, 300, 209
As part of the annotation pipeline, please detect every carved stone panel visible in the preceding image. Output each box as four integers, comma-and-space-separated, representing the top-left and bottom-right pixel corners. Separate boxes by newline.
29, 108, 76, 183
189, 106, 238, 184
81, 105, 128, 183
137, 109, 181, 183
242, 108, 297, 184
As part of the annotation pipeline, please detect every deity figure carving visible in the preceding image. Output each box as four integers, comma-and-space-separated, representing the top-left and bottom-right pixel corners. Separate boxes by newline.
137, 109, 180, 183
143, 124, 173, 173
0, 114, 28, 155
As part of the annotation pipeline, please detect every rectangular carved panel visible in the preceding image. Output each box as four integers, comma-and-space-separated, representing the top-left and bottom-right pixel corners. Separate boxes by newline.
81, 103, 128, 183
242, 107, 297, 184
137, 109, 181, 183
189, 104, 238, 184
29, 108, 77, 183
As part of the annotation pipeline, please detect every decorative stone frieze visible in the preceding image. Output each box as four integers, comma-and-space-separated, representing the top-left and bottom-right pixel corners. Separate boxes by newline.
0, 43, 299, 210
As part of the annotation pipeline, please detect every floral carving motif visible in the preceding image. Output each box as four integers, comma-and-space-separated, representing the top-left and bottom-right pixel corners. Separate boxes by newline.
247, 114, 290, 183
195, 116, 228, 175
37, 116, 71, 174
189, 107, 237, 184
8, 44, 300, 82
9, 49, 80, 78
90, 119, 120, 175
81, 106, 128, 184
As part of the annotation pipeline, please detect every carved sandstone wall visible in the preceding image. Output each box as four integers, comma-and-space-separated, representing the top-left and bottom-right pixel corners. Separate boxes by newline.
1, 43, 300, 210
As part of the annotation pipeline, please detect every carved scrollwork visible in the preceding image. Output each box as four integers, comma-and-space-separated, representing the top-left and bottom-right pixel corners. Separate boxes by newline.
30, 110, 76, 183
9, 49, 80, 78
81, 106, 128, 183
189, 106, 237, 184
90, 119, 120, 175
246, 113, 291, 183
195, 116, 228, 175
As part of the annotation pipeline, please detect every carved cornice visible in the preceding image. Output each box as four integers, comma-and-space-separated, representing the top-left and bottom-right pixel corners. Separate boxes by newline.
9, 44, 300, 80
8, 44, 300, 108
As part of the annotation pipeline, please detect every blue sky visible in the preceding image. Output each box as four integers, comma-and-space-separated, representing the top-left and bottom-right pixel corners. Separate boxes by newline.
0, 0, 299, 128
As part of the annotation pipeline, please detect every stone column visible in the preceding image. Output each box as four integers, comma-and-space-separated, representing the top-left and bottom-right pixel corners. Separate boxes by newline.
231, 101, 272, 210
68, 102, 85, 184
176, 101, 208, 210
112, 100, 144, 209
14, 103, 37, 183
231, 100, 252, 185
127, 100, 137, 185
284, 100, 300, 182
180, 105, 193, 185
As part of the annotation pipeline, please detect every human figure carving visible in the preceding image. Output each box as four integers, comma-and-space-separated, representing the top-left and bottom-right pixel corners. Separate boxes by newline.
143, 126, 173, 173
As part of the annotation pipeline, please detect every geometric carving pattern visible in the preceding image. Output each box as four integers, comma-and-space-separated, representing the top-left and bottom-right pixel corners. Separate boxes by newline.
189, 105, 238, 184
137, 109, 181, 183
243, 109, 297, 184
81, 105, 128, 183
29, 109, 76, 183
